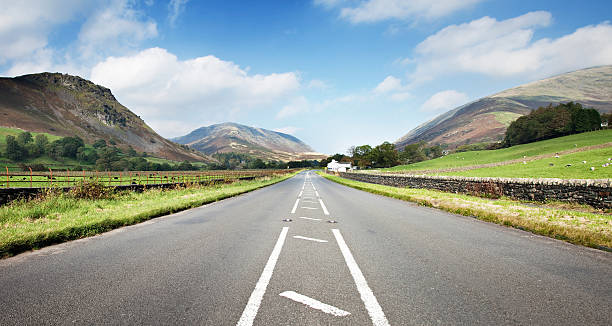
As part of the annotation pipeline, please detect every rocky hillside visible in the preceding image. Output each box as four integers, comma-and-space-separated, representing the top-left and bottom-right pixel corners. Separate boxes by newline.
173, 122, 326, 161
0, 73, 209, 162
395, 65, 612, 149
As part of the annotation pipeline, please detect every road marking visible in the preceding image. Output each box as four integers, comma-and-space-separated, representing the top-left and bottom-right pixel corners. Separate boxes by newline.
302, 200, 317, 204
319, 199, 329, 215
237, 227, 289, 326
332, 229, 389, 326
293, 235, 328, 243
315, 190, 320, 197
279, 291, 350, 317
298, 190, 303, 197
302, 207, 318, 210
291, 199, 300, 214
312, 185, 317, 191
298, 216, 321, 221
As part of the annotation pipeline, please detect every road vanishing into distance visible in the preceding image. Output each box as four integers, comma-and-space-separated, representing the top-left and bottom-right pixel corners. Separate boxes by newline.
1, 171, 611, 325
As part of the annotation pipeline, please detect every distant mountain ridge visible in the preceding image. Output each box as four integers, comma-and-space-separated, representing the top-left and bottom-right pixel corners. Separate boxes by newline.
173, 122, 326, 161
0, 72, 210, 162
395, 65, 612, 149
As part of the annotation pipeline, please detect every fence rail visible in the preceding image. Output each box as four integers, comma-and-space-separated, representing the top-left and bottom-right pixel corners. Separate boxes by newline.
2, 167, 297, 189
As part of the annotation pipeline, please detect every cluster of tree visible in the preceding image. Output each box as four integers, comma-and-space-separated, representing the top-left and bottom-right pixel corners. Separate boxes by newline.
320, 142, 401, 169
503, 102, 602, 147
210, 152, 318, 170
3, 132, 200, 171
321, 140, 449, 169
398, 141, 444, 164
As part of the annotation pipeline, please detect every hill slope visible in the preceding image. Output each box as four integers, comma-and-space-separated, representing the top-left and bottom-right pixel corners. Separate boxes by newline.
173, 122, 326, 161
0, 73, 209, 162
395, 66, 612, 149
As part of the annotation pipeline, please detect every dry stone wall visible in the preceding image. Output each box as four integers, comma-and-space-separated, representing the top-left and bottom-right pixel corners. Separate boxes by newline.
337, 172, 612, 209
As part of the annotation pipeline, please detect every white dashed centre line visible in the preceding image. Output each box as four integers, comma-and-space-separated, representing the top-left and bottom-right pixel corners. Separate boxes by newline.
298, 216, 322, 221
293, 235, 328, 243
279, 291, 351, 317
318, 199, 329, 215
237, 227, 289, 326
291, 198, 300, 214
332, 229, 390, 326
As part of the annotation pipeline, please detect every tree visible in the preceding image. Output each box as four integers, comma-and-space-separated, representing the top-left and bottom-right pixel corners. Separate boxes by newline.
371, 142, 399, 168
351, 145, 373, 168
400, 142, 426, 164
5, 135, 25, 161
34, 134, 48, 154
17, 132, 33, 146
93, 139, 107, 148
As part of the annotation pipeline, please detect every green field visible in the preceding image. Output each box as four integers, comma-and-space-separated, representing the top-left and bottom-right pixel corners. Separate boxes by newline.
0, 126, 206, 171
441, 147, 612, 179
385, 130, 612, 176
319, 172, 611, 250
0, 172, 297, 257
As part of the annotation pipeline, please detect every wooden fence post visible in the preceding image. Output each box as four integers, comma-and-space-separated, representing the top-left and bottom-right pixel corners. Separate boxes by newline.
49, 168, 53, 188
29, 167, 33, 188
5, 166, 9, 188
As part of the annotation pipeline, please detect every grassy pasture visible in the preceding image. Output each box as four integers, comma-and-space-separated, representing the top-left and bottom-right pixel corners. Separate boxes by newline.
441, 146, 612, 179
385, 129, 612, 173
0, 172, 297, 257
319, 172, 611, 251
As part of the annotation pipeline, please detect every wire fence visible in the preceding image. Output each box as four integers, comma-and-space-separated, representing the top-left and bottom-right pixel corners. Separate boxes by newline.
1, 167, 298, 189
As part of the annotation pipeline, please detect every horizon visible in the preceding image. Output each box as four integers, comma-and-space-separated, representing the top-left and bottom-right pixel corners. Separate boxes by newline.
1, 1, 612, 155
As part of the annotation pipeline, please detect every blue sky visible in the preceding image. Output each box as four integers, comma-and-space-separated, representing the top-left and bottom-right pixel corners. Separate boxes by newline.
1, 0, 612, 154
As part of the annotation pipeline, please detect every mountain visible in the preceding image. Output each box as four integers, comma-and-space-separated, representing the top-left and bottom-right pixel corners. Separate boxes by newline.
0, 72, 209, 162
395, 66, 612, 149
173, 122, 326, 161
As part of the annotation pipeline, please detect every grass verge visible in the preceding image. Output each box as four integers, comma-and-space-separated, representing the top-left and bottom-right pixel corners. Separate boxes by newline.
0, 172, 297, 258
318, 172, 611, 251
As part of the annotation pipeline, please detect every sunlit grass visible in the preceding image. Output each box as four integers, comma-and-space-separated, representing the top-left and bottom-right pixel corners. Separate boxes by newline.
0, 172, 297, 257
385, 129, 612, 172
319, 172, 611, 251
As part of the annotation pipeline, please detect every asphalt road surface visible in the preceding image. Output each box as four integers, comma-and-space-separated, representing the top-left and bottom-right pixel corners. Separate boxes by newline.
1, 171, 610, 325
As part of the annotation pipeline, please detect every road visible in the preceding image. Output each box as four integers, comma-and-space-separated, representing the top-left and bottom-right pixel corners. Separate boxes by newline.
0, 171, 610, 325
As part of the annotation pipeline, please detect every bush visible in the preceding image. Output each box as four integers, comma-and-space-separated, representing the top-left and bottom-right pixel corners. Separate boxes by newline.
69, 182, 114, 200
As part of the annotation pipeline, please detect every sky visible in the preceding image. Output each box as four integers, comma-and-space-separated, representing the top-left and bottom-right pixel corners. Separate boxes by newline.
1, 0, 612, 155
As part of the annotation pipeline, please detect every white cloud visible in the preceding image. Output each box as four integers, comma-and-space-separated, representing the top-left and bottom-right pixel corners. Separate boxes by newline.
78, 0, 158, 60
308, 79, 330, 89
338, 0, 484, 24
0, 0, 89, 63
1, 0, 158, 76
373, 75, 411, 101
91, 47, 301, 137
374, 76, 402, 93
420, 90, 468, 112
313, 0, 347, 9
409, 11, 612, 83
273, 126, 302, 135
168, 0, 189, 27
276, 96, 310, 119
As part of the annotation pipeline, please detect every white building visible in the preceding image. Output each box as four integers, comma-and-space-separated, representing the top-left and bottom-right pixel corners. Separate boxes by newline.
327, 159, 352, 172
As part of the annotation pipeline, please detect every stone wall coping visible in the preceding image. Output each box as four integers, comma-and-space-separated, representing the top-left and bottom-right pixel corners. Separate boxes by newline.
344, 172, 612, 188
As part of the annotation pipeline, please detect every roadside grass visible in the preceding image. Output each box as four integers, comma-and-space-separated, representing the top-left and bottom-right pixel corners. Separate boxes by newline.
318, 172, 612, 251
0, 172, 297, 257
440, 146, 612, 179
385, 129, 612, 172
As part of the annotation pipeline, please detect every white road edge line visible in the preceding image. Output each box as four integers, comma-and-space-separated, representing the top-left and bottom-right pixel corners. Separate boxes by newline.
298, 216, 322, 221
332, 229, 390, 326
293, 235, 328, 243
291, 198, 300, 214
315, 190, 320, 197
279, 291, 350, 317
237, 227, 289, 326
319, 199, 329, 215
298, 190, 303, 197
